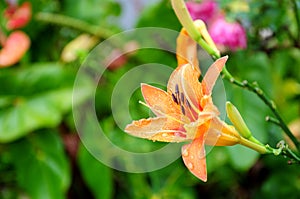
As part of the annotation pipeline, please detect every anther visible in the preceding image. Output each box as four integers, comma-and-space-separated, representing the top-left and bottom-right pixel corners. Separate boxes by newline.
181, 105, 186, 115
186, 100, 191, 108
171, 93, 179, 104
175, 84, 179, 94
181, 93, 185, 103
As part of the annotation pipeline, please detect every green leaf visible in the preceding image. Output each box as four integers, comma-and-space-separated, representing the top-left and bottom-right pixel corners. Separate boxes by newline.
62, 0, 120, 25
136, 0, 181, 30
256, 167, 300, 198
10, 130, 70, 199
206, 147, 230, 173
0, 62, 74, 96
0, 63, 93, 143
226, 145, 259, 171
229, 51, 272, 94
78, 143, 113, 199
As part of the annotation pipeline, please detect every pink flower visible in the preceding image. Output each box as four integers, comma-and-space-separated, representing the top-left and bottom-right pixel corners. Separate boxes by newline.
209, 17, 247, 51
186, 0, 218, 23
0, 31, 30, 67
186, 1, 247, 51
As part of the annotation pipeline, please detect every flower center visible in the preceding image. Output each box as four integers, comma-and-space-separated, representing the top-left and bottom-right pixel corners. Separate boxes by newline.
171, 84, 198, 121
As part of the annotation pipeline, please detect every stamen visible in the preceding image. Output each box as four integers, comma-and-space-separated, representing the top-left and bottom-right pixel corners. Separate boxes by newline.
138, 100, 185, 124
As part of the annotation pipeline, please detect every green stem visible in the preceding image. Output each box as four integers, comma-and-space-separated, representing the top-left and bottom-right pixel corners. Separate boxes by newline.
171, 0, 201, 42
35, 12, 114, 39
239, 137, 271, 154
195, 37, 220, 59
291, 0, 300, 42
265, 116, 281, 126
285, 147, 300, 162
170, 0, 220, 59
225, 66, 300, 150
223, 68, 300, 151
273, 141, 300, 163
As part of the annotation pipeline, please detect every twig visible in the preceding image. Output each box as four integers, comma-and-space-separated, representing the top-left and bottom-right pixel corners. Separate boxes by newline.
35, 12, 113, 39
265, 116, 281, 126
291, 0, 300, 42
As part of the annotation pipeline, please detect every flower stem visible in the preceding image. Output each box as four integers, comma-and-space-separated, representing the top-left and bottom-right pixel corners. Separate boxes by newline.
239, 138, 300, 163
273, 141, 300, 163
291, 0, 300, 42
265, 116, 281, 126
35, 12, 114, 39
223, 71, 300, 152
239, 137, 270, 154
285, 147, 300, 162
170, 0, 220, 59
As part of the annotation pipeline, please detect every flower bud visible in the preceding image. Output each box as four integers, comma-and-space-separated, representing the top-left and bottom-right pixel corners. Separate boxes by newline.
226, 101, 252, 139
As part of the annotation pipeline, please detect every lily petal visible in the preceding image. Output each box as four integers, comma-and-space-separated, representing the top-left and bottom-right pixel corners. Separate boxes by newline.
141, 83, 180, 116
176, 28, 200, 74
182, 136, 207, 182
205, 117, 240, 146
184, 112, 215, 140
202, 56, 228, 95
125, 117, 186, 142
167, 64, 202, 121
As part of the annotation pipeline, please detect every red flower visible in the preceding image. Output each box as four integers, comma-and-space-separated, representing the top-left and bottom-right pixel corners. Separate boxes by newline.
4, 2, 32, 30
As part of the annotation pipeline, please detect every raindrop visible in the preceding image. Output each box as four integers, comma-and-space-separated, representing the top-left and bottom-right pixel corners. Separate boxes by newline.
187, 162, 194, 170
182, 149, 189, 157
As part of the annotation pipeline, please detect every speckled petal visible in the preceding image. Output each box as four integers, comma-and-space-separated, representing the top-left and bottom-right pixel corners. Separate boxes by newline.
176, 28, 200, 74
141, 83, 180, 117
125, 117, 187, 142
182, 136, 207, 182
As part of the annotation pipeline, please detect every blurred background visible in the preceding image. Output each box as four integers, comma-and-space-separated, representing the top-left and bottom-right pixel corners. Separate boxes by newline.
0, 0, 300, 198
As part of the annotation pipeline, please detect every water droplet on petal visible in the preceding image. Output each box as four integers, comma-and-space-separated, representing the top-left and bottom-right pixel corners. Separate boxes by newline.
162, 133, 167, 137
182, 149, 189, 157
190, 155, 194, 159
187, 162, 194, 170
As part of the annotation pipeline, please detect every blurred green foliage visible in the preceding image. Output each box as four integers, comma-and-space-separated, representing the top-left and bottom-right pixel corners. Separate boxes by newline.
0, 0, 300, 198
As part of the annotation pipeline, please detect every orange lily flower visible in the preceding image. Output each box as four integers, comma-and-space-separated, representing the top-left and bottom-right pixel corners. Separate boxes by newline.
125, 20, 241, 181
125, 56, 241, 182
